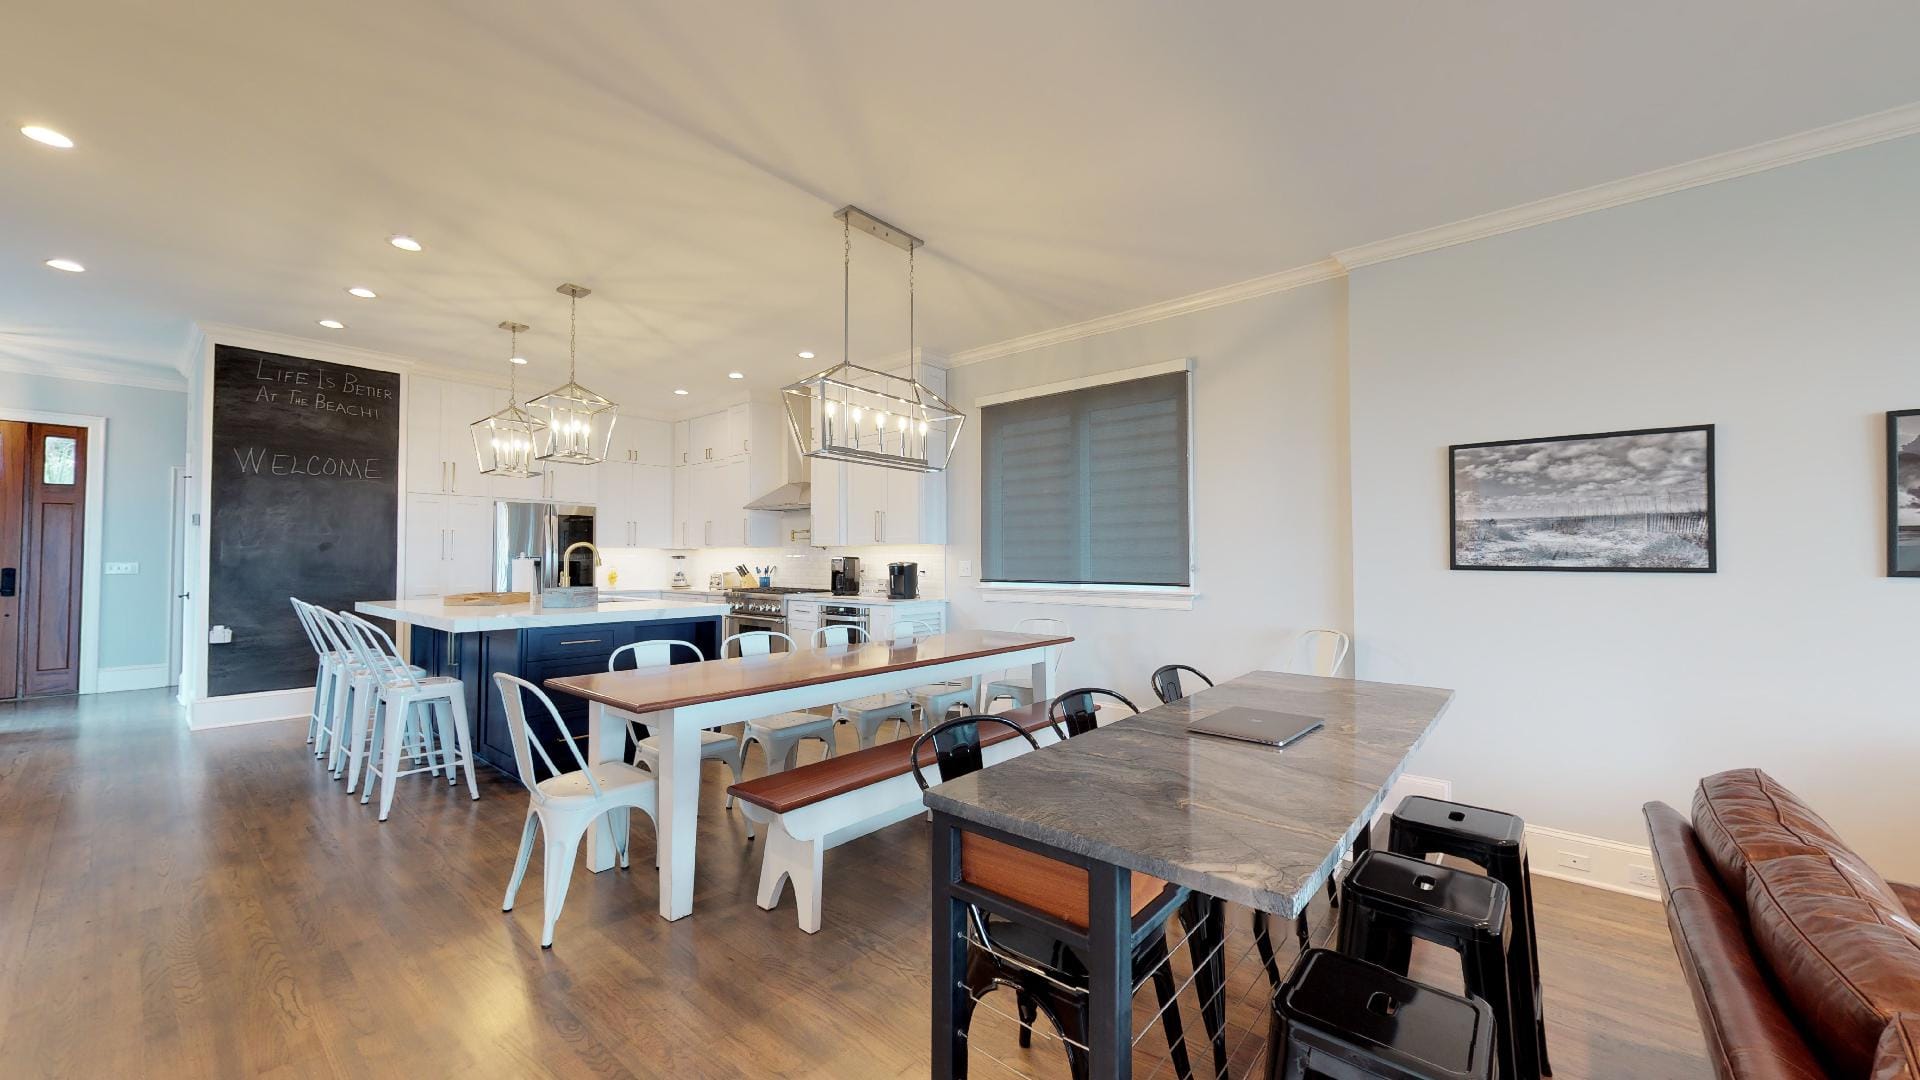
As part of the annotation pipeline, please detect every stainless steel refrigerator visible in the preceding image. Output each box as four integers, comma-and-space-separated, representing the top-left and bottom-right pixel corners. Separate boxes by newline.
492, 501, 597, 591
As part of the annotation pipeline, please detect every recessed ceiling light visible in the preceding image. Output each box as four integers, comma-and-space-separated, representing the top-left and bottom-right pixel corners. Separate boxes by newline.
44, 258, 85, 273
21, 126, 73, 149
727, 371, 744, 380
346, 286, 377, 299
317, 319, 346, 330
673, 388, 689, 396
798, 350, 815, 359
509, 355, 529, 365
388, 235, 422, 252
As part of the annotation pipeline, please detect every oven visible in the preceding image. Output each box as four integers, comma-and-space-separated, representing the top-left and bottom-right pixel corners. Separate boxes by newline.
819, 604, 870, 635
724, 609, 788, 645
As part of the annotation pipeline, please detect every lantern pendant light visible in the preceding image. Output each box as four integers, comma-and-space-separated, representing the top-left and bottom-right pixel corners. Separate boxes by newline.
781, 206, 963, 474
470, 321, 545, 478
529, 283, 618, 465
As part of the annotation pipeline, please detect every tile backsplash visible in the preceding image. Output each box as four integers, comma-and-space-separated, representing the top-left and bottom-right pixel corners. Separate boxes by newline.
598, 543, 945, 599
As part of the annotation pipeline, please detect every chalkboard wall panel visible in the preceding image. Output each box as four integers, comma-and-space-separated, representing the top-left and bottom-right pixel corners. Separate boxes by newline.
208, 345, 400, 696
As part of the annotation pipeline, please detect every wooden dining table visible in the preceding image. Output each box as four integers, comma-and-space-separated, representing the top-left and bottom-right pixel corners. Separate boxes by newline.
544, 629, 1072, 921
919, 670, 1454, 1079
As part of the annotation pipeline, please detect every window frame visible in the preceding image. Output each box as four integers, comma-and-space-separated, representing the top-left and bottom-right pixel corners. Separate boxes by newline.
975, 358, 1197, 609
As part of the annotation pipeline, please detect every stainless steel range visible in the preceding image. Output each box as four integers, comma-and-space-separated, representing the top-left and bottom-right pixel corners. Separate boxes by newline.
723, 586, 829, 649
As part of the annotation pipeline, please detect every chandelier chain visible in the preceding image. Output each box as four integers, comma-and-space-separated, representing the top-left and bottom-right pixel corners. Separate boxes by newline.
507, 324, 518, 401
568, 293, 578, 381
842, 215, 851, 367
908, 246, 919, 403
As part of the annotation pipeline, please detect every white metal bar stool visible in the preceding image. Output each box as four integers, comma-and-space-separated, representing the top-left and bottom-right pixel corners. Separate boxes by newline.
495, 673, 659, 949
291, 597, 347, 758
729, 631, 839, 774
814, 624, 916, 749
337, 612, 479, 821
611, 639, 752, 839
981, 616, 1069, 711
310, 606, 428, 789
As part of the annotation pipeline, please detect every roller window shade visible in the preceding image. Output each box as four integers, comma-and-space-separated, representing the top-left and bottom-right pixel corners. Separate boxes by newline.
981, 371, 1190, 586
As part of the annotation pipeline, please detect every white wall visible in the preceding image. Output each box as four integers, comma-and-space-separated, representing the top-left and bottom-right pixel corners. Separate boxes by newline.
1348, 136, 1920, 880
943, 278, 1353, 707
0, 371, 187, 677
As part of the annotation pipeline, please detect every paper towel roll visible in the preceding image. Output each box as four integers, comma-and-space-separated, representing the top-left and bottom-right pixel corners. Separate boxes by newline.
510, 557, 539, 594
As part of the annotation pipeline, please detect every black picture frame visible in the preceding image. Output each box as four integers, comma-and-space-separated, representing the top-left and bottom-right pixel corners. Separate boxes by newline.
1889, 409, 1920, 578
1449, 424, 1717, 573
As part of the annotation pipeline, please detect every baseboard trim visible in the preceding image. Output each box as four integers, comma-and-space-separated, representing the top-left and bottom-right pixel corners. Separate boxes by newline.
94, 664, 173, 694
1524, 824, 1659, 901
189, 686, 311, 730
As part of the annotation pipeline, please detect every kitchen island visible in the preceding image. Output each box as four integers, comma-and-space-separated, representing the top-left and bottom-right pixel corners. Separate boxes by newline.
355, 597, 727, 781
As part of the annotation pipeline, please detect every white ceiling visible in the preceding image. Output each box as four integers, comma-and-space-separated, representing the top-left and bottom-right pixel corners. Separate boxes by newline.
6, 1, 1920, 415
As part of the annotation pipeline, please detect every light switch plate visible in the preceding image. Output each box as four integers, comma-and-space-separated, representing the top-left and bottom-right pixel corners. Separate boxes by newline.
104, 561, 139, 575
958, 559, 972, 577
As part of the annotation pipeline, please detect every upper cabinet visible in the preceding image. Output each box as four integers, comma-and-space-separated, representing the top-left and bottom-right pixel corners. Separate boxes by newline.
407, 375, 496, 497
666, 399, 796, 548
806, 365, 948, 546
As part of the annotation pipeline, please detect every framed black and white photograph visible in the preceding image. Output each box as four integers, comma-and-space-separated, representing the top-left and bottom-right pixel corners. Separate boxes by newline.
1890, 410, 1920, 578
1451, 424, 1715, 572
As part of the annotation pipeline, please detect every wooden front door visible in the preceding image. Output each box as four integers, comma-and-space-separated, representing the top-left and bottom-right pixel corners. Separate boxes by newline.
0, 423, 87, 698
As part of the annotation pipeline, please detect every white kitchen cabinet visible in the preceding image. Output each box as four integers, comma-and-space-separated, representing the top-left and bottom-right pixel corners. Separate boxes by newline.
672, 465, 692, 547
787, 599, 821, 639
597, 462, 672, 547
725, 403, 751, 458
683, 458, 778, 548
403, 492, 493, 596
602, 417, 672, 466
690, 412, 725, 463
811, 460, 946, 545
405, 374, 505, 497
542, 460, 594, 503
672, 420, 691, 466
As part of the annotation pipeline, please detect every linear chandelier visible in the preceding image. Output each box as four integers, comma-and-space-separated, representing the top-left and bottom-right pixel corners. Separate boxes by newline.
782, 206, 963, 474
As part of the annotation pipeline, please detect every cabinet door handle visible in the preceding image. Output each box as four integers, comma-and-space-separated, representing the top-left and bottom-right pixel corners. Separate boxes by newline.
451, 461, 457, 491
559, 638, 605, 646
874, 510, 882, 542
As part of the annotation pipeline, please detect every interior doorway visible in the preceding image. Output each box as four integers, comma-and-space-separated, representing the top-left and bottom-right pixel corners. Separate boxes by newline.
0, 420, 88, 699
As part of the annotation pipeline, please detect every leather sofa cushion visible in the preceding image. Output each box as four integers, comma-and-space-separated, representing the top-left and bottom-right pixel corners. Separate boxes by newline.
1692, 768, 1890, 904
1876, 1016, 1920, 1080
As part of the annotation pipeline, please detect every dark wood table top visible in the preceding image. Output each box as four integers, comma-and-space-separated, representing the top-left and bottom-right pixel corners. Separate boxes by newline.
545, 629, 1073, 716
727, 702, 1057, 813
921, 671, 1453, 917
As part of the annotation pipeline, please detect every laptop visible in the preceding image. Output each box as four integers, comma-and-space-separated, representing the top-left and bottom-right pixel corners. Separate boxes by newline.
1189, 706, 1324, 748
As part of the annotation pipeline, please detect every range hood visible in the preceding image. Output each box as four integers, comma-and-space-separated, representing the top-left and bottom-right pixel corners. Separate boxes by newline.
744, 480, 811, 512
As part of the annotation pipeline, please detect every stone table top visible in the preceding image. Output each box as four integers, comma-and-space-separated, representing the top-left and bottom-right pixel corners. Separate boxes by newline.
921, 671, 1453, 917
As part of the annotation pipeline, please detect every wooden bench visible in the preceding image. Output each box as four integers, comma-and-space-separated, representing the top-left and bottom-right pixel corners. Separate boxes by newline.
728, 703, 1066, 933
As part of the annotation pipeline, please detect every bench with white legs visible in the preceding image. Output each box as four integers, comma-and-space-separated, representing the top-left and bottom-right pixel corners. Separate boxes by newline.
727, 702, 1068, 933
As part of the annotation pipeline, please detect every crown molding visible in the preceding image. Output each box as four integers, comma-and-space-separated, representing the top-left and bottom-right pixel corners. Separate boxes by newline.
947, 259, 1345, 367
0, 354, 187, 393
193, 322, 510, 388
1334, 100, 1920, 270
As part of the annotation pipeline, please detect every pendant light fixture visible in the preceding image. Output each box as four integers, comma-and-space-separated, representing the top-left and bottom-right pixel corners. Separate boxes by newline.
470, 320, 545, 478
529, 283, 618, 465
781, 206, 963, 474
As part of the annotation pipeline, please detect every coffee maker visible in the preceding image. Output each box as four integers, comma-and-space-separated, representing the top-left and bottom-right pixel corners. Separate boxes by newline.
831, 556, 860, 596
887, 562, 919, 600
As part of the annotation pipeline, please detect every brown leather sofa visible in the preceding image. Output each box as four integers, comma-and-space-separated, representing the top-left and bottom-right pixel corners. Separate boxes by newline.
1645, 769, 1920, 1079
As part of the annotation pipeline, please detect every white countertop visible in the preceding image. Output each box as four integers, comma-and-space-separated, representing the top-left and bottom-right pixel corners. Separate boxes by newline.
790, 595, 944, 607
356, 597, 728, 634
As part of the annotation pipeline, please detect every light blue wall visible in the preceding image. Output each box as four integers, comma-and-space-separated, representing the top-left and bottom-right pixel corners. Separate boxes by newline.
0, 372, 188, 670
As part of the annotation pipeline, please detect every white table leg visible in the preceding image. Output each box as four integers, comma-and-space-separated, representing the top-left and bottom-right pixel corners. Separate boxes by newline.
651, 707, 700, 920
585, 701, 628, 873
1030, 647, 1056, 708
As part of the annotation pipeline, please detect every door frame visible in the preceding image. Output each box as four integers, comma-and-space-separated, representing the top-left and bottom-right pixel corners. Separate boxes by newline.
0, 407, 106, 695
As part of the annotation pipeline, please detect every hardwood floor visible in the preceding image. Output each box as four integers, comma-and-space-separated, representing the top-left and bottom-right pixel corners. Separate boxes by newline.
0, 690, 1710, 1078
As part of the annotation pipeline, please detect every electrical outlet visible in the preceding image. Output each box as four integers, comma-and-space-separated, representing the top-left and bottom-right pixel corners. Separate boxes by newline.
1555, 850, 1592, 873
1628, 864, 1659, 890
208, 625, 233, 644
959, 559, 973, 577
103, 561, 139, 575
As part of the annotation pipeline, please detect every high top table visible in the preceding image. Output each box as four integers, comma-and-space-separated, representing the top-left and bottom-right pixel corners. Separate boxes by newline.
545, 629, 1071, 922
920, 671, 1453, 1079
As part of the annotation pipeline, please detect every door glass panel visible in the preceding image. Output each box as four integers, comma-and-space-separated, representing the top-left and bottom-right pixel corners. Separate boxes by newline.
43, 436, 76, 485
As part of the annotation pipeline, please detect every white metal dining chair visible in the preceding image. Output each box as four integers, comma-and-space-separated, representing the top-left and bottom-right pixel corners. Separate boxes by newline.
728, 631, 839, 774
494, 673, 659, 949
895, 619, 972, 734
337, 612, 479, 821
815, 625, 916, 749
1284, 628, 1352, 677
981, 616, 1069, 711
611, 639, 752, 838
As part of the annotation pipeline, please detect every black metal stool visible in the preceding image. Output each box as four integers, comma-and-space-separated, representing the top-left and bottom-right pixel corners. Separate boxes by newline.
1388, 796, 1550, 1078
1337, 850, 1520, 1080
1267, 948, 1495, 1080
